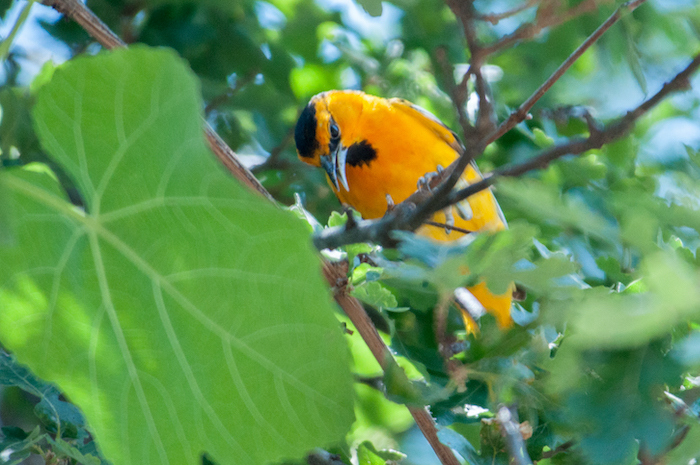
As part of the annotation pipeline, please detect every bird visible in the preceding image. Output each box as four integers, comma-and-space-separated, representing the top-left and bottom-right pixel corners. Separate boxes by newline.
294, 90, 512, 329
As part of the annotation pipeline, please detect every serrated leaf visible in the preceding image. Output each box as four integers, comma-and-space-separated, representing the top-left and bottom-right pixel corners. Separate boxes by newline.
352, 281, 398, 310
0, 47, 353, 465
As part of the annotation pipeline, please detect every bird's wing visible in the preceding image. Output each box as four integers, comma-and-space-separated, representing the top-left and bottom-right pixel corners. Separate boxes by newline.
389, 98, 507, 228
388, 98, 465, 154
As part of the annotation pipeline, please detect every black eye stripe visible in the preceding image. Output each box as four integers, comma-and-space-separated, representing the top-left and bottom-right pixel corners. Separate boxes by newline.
295, 102, 319, 158
346, 140, 377, 167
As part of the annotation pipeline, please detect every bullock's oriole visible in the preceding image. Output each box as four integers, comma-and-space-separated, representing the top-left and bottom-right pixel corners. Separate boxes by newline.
295, 90, 512, 328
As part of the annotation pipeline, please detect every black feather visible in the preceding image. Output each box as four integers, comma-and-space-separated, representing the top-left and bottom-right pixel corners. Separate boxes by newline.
346, 140, 377, 167
295, 103, 319, 158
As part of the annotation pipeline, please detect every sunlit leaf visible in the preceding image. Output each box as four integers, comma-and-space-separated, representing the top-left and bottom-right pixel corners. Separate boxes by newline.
0, 47, 354, 465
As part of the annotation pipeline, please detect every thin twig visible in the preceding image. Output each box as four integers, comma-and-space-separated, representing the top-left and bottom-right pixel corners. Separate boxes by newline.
441, 51, 700, 209
446, 0, 497, 141
479, 0, 617, 57
540, 440, 574, 459
434, 47, 473, 141
313, 52, 700, 250
252, 120, 297, 174
475, 0, 539, 25
41, 1, 462, 463
485, 0, 648, 146
204, 72, 258, 115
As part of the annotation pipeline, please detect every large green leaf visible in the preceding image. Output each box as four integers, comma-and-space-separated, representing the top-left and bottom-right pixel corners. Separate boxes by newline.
0, 46, 354, 465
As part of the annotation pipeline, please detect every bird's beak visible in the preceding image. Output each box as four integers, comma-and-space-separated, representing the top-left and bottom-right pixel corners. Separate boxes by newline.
320, 145, 350, 192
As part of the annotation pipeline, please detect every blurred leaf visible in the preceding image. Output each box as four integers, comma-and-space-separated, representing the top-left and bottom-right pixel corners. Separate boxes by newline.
355, 0, 382, 17
0, 351, 86, 440
0, 47, 354, 465
437, 427, 484, 465
352, 281, 400, 310
557, 252, 700, 349
497, 178, 616, 241
47, 436, 102, 465
357, 441, 388, 465
357, 441, 405, 464
0, 425, 44, 465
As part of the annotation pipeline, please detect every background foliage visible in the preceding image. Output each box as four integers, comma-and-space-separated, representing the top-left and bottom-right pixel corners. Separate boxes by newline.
1, 0, 700, 464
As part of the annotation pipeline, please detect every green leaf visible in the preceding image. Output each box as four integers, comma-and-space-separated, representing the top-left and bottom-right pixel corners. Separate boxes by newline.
352, 281, 399, 310
560, 252, 700, 349
437, 427, 484, 465
47, 437, 102, 465
0, 351, 85, 439
355, 0, 383, 16
0, 47, 353, 465
498, 178, 617, 241
357, 441, 388, 465
532, 128, 555, 148
356, 441, 405, 464
0, 425, 44, 465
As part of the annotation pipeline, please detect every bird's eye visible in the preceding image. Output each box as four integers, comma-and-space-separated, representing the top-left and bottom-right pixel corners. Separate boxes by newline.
330, 122, 340, 140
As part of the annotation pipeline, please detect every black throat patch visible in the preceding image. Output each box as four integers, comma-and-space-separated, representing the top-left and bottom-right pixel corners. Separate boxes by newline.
346, 140, 377, 168
295, 102, 319, 158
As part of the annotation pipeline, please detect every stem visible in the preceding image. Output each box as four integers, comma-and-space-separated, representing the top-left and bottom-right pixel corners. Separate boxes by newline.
0, 0, 36, 61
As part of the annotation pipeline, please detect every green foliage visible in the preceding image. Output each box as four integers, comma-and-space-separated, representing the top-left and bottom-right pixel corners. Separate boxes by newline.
0, 351, 105, 464
0, 47, 353, 464
2, 0, 700, 463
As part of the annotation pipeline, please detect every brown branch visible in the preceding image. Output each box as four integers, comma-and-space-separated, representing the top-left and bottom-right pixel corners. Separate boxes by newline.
313, 51, 700, 250
421, 0, 646, 215
446, 0, 497, 141
475, 0, 539, 25
322, 261, 461, 465
434, 47, 473, 142
485, 0, 648, 146
479, 0, 617, 58
42, 1, 462, 463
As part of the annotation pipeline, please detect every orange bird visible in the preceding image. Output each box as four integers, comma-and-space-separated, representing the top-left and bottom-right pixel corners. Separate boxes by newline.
295, 90, 512, 328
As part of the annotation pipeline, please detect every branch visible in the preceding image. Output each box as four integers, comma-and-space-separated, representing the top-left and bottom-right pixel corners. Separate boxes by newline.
322, 261, 461, 465
474, 0, 539, 25
479, 0, 617, 58
398, 0, 647, 244
314, 51, 700, 250
41, 2, 463, 464
485, 0, 648, 146
441, 51, 700, 209
446, 0, 497, 141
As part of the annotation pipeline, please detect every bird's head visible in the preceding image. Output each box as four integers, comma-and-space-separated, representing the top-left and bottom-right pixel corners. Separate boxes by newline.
294, 90, 365, 192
